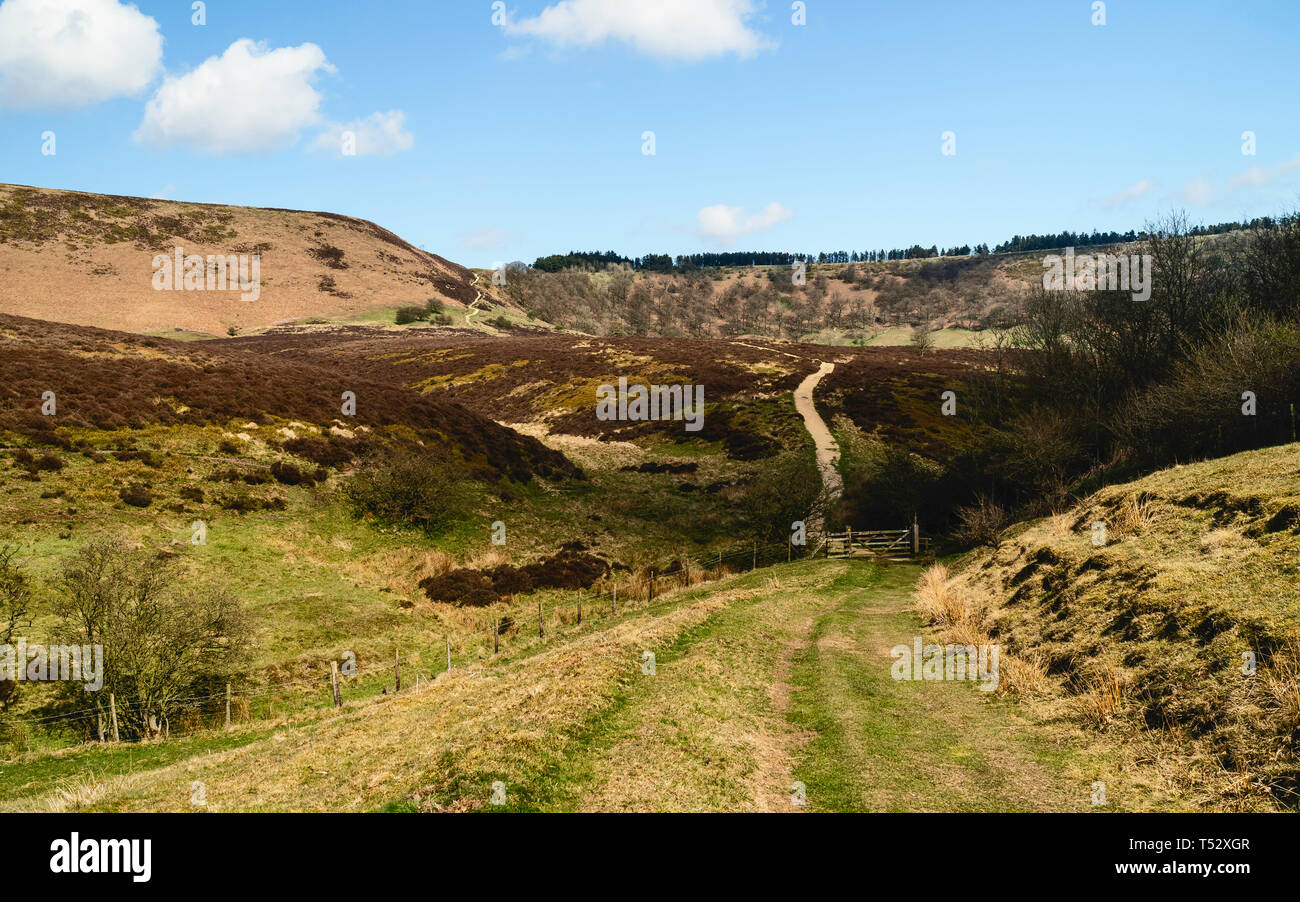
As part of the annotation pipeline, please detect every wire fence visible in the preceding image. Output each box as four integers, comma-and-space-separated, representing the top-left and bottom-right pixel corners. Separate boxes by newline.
0, 534, 822, 747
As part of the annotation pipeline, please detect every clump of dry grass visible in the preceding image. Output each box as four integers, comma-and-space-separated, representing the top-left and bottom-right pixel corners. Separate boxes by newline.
417, 549, 454, 581
1047, 511, 1073, 538
467, 548, 510, 570
916, 564, 1053, 700
1074, 664, 1127, 729
998, 648, 1052, 696
915, 564, 980, 627
1111, 493, 1159, 538
15, 774, 112, 813
1260, 644, 1300, 732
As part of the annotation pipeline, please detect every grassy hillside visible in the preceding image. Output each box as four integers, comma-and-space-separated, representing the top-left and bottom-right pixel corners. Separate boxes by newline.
6, 444, 1297, 812
938, 442, 1300, 810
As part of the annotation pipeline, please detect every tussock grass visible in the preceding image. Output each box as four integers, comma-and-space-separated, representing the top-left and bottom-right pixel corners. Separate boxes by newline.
1073, 665, 1127, 730
915, 564, 968, 626
914, 563, 1044, 698
999, 649, 1052, 696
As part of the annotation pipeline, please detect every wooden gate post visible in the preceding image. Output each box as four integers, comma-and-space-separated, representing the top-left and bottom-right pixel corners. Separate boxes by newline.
912, 513, 920, 556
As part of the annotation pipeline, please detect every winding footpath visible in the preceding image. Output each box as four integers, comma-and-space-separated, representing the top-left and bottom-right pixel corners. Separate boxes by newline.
793, 361, 842, 528
464, 272, 489, 324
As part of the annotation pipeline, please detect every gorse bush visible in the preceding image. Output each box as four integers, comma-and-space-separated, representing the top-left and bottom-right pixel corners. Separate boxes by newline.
343, 450, 472, 535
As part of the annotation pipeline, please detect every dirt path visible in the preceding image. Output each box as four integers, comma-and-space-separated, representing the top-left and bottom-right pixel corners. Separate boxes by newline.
793, 361, 842, 518
786, 563, 1088, 812
464, 272, 488, 324
527, 561, 1088, 812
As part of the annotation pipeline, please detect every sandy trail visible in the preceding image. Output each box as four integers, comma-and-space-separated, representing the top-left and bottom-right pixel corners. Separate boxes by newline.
793, 361, 842, 531
464, 272, 488, 324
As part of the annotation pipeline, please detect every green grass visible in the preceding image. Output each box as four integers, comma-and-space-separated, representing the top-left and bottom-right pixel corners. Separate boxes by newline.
786, 563, 1090, 811
862, 326, 983, 348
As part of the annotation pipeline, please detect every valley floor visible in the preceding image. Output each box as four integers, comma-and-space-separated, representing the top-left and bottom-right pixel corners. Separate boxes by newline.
3, 559, 1122, 813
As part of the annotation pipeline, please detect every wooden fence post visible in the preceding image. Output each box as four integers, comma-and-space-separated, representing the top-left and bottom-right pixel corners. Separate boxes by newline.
109, 693, 120, 742
330, 662, 341, 708
716, 551, 722, 579
493, 619, 499, 654
538, 602, 544, 638
788, 535, 792, 562
446, 636, 451, 672
394, 648, 401, 693
752, 541, 757, 570
612, 583, 617, 616
649, 573, 654, 602
912, 513, 920, 556
577, 590, 582, 625
226, 682, 233, 725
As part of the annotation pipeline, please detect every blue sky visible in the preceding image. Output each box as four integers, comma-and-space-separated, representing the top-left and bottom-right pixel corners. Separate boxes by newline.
2, 0, 1298, 266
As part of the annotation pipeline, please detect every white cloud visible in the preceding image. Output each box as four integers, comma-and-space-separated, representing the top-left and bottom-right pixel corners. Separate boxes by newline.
697, 202, 793, 244
0, 0, 162, 107
1230, 166, 1272, 188
458, 227, 520, 253
1102, 178, 1154, 210
504, 0, 773, 61
1179, 176, 1213, 206
313, 110, 414, 157
135, 39, 334, 154
1229, 156, 1300, 188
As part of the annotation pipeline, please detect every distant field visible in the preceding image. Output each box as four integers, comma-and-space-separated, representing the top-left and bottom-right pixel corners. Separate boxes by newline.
862, 326, 984, 348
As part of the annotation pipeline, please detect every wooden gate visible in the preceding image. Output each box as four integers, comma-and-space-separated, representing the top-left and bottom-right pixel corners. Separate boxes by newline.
825, 520, 927, 559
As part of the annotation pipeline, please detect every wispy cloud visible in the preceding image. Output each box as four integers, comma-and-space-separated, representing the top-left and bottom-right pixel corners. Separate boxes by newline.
458, 227, 521, 253
1178, 175, 1214, 206
503, 0, 774, 61
697, 202, 793, 245
313, 110, 415, 157
1229, 155, 1300, 188
1102, 179, 1155, 210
